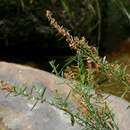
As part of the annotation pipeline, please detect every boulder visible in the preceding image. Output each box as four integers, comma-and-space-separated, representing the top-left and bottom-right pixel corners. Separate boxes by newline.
0, 62, 129, 130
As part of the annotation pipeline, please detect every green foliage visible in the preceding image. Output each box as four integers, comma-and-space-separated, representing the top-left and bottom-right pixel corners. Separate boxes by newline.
46, 9, 130, 129
49, 57, 119, 130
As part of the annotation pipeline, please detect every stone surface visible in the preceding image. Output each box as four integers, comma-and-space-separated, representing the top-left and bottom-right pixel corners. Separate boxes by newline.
0, 62, 129, 130
0, 92, 80, 130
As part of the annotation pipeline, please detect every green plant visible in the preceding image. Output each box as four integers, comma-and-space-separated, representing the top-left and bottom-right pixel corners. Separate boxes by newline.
46, 10, 130, 130
47, 9, 130, 96
50, 60, 119, 130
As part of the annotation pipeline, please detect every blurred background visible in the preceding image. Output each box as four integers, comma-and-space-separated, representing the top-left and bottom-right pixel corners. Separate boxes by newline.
0, 0, 130, 71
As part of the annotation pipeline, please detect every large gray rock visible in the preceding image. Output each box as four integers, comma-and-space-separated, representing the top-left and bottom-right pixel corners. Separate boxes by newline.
0, 62, 129, 130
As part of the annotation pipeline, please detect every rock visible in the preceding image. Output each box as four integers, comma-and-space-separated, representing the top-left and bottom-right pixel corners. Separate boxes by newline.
0, 62, 80, 130
0, 62, 129, 130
